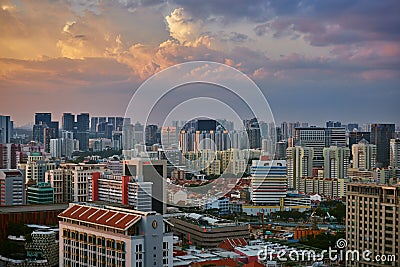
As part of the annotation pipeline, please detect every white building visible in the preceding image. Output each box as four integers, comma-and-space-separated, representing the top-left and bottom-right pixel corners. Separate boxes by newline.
323, 146, 350, 179
0, 169, 25, 205
88, 172, 153, 212
59, 203, 173, 267
390, 138, 400, 168
352, 139, 377, 170
286, 146, 313, 190
250, 160, 287, 205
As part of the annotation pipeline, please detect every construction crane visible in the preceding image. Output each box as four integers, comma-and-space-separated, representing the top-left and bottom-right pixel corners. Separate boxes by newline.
321, 204, 339, 232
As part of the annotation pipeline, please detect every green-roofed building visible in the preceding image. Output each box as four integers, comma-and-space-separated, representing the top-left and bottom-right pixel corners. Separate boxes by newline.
27, 182, 54, 204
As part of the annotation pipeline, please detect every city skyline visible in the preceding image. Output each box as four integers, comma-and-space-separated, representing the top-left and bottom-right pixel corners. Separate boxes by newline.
1, 0, 399, 126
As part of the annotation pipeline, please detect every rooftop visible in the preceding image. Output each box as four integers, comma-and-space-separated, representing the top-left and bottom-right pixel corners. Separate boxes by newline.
58, 204, 150, 230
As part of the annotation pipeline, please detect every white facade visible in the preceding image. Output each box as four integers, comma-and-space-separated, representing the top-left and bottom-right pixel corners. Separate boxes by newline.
59, 204, 173, 267
390, 138, 400, 168
352, 139, 377, 170
286, 146, 313, 190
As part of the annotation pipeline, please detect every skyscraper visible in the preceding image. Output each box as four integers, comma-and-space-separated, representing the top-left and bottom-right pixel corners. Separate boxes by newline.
76, 113, 90, 151
370, 123, 395, 167
323, 146, 350, 179
352, 139, 377, 170
286, 146, 313, 190
145, 125, 158, 146
0, 115, 12, 144
390, 138, 400, 168
295, 127, 326, 167
62, 113, 75, 131
34, 112, 59, 138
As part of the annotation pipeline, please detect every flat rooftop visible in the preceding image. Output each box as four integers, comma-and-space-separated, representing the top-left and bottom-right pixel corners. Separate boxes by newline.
0, 204, 69, 213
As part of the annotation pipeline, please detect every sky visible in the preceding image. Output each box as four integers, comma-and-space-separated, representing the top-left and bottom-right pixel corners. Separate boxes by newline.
0, 0, 399, 127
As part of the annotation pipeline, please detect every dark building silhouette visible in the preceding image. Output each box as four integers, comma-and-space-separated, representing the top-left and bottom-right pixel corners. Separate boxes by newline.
370, 124, 395, 167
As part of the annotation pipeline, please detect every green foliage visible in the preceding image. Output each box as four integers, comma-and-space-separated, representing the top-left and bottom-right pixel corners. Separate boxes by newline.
299, 231, 345, 250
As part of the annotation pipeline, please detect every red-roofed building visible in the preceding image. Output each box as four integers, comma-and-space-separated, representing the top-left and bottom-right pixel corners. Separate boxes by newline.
59, 203, 173, 266
218, 238, 248, 251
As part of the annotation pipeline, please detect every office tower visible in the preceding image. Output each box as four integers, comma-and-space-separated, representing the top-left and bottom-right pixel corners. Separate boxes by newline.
370, 123, 395, 167
323, 146, 350, 179
123, 159, 167, 214
145, 125, 158, 146
347, 123, 359, 132
326, 121, 341, 128
34, 112, 59, 138
0, 143, 19, 169
161, 126, 177, 149
280, 122, 288, 140
115, 117, 124, 131
62, 113, 75, 131
61, 131, 74, 158
43, 127, 57, 153
132, 122, 144, 145
244, 118, 261, 149
89, 172, 153, 211
352, 139, 377, 170
295, 127, 326, 167
348, 131, 371, 151
75, 113, 90, 151
0, 115, 12, 143
26, 182, 54, 204
50, 139, 62, 158
286, 146, 313, 190
59, 204, 173, 267
90, 116, 99, 132
250, 160, 287, 205
112, 131, 123, 150
122, 123, 134, 150
0, 169, 25, 205
33, 123, 47, 144
390, 138, 400, 167
346, 183, 400, 267
275, 140, 288, 159
325, 127, 346, 147
35, 113, 51, 125
107, 116, 116, 130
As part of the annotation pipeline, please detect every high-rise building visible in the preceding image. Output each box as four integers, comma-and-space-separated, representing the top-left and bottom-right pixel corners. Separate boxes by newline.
295, 127, 326, 167
325, 127, 346, 147
62, 113, 75, 131
0, 169, 25, 205
145, 125, 158, 146
75, 113, 90, 151
286, 146, 313, 190
59, 203, 173, 267
123, 159, 167, 214
89, 172, 153, 212
161, 126, 177, 149
346, 183, 400, 267
352, 139, 377, 170
0, 115, 12, 144
370, 123, 395, 167
250, 160, 287, 205
244, 118, 261, 149
348, 131, 371, 155
90, 116, 99, 132
34, 112, 59, 138
0, 143, 20, 169
390, 138, 400, 168
323, 146, 350, 179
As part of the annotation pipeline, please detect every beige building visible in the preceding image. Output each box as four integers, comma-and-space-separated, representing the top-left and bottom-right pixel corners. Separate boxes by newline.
346, 183, 399, 267
170, 213, 249, 248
